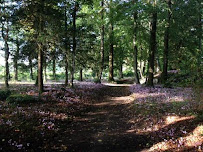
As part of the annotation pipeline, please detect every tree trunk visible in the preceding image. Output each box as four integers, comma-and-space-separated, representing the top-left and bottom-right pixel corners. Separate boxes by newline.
14, 37, 19, 81
38, 43, 43, 94
64, 4, 69, 86
119, 64, 123, 79
65, 60, 68, 85
133, 0, 140, 84
147, 10, 157, 86
80, 69, 83, 81
29, 57, 34, 80
53, 53, 56, 80
108, 0, 114, 82
5, 34, 9, 88
71, 2, 77, 87
98, 0, 105, 83
162, 0, 172, 83
37, 0, 44, 94
44, 58, 47, 82
2, 22, 9, 88
197, 0, 202, 78
109, 23, 114, 81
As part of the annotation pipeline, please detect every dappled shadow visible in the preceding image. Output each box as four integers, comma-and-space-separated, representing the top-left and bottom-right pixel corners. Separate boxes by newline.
0, 84, 202, 152
58, 86, 202, 152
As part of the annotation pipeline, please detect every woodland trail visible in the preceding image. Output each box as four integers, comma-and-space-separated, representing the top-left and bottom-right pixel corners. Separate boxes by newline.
62, 84, 150, 152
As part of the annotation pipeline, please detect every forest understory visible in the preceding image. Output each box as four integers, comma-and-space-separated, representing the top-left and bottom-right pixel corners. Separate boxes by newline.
0, 81, 203, 152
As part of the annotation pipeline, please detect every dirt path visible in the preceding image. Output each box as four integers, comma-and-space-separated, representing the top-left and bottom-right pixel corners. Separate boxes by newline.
60, 85, 150, 152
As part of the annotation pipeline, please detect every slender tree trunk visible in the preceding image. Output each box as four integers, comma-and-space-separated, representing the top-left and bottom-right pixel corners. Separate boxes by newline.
197, 0, 202, 78
71, 2, 77, 87
80, 69, 83, 81
29, 57, 34, 80
133, 0, 140, 84
53, 53, 56, 80
119, 64, 123, 79
98, 0, 105, 83
38, 44, 43, 93
108, 0, 114, 82
162, 0, 172, 83
64, 4, 69, 86
1, 22, 9, 88
14, 37, 19, 81
65, 60, 68, 85
109, 23, 114, 81
147, 10, 157, 86
5, 34, 9, 88
44, 58, 47, 82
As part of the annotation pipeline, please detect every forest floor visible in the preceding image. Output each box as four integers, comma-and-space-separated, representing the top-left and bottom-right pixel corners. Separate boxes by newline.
0, 82, 203, 152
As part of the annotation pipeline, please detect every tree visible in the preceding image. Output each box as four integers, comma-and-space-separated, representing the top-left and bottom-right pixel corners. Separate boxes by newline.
98, 0, 105, 83
133, 0, 140, 84
70, 1, 78, 87
0, 0, 13, 88
147, 0, 157, 86
161, 0, 172, 83
108, 0, 114, 81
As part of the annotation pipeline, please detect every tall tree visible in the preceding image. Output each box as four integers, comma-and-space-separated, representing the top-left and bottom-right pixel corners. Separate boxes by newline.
14, 36, 20, 81
162, 0, 172, 83
98, 0, 105, 83
0, 0, 11, 88
147, 0, 157, 86
133, 0, 140, 84
71, 1, 77, 87
108, 0, 114, 81
64, 2, 69, 86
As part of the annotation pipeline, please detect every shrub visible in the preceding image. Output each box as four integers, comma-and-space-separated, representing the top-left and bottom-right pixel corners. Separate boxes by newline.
0, 90, 11, 100
6, 94, 39, 104
94, 78, 101, 83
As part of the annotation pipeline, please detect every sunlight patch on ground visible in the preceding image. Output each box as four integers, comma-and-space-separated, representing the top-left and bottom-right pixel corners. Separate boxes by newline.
103, 83, 132, 87
165, 115, 195, 125
94, 96, 134, 106
111, 96, 134, 104
145, 125, 203, 152
127, 115, 196, 135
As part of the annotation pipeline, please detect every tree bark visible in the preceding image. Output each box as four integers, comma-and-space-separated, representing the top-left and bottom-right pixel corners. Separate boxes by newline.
197, 0, 202, 78
43, 46, 47, 82
119, 64, 123, 79
147, 10, 157, 86
53, 52, 56, 80
108, 0, 114, 82
29, 57, 34, 80
37, 0, 44, 94
64, 3, 69, 86
71, 2, 77, 87
80, 69, 83, 81
1, 21, 9, 88
133, 0, 140, 84
162, 0, 172, 83
14, 37, 19, 81
38, 43, 43, 94
65, 59, 69, 85
98, 0, 105, 83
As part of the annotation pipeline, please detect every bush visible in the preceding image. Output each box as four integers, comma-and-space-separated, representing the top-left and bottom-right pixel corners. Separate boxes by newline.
0, 90, 11, 100
94, 78, 101, 83
6, 94, 39, 104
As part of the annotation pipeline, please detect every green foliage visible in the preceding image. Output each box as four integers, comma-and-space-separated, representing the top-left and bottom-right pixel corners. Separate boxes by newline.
94, 78, 101, 83
0, 90, 11, 100
6, 94, 39, 104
